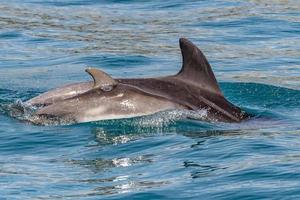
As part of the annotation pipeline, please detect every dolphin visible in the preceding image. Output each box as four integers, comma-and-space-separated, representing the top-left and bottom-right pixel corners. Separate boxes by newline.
26, 38, 250, 123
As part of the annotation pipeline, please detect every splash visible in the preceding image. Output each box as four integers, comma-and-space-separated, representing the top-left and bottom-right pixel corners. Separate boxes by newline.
0, 99, 75, 125
134, 109, 209, 127
1, 99, 36, 120
91, 109, 209, 132
1, 98, 209, 126
90, 109, 209, 145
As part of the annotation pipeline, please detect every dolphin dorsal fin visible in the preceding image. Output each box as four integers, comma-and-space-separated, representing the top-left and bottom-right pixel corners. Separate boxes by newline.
177, 38, 223, 96
85, 68, 117, 91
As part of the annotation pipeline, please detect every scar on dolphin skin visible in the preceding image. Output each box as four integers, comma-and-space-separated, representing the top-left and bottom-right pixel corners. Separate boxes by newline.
26, 38, 250, 124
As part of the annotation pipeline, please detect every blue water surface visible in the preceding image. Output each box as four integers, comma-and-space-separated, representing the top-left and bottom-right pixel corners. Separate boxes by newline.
0, 0, 300, 199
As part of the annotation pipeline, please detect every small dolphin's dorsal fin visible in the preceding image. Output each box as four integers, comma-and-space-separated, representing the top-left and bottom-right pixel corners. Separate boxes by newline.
85, 68, 117, 91
177, 38, 223, 96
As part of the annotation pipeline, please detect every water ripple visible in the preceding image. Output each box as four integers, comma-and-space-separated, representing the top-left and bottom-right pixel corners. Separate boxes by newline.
0, 0, 300, 199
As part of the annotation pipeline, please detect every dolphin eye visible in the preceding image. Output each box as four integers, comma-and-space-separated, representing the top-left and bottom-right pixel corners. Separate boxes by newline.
101, 85, 113, 92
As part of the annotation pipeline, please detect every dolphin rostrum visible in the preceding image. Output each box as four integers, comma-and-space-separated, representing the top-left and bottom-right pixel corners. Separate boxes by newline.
26, 38, 250, 123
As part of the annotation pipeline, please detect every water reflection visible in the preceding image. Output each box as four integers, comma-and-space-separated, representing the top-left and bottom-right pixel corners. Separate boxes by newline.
93, 179, 170, 195
183, 161, 225, 178
64, 154, 169, 198
68, 155, 153, 172
37, 117, 298, 199
38, 178, 169, 199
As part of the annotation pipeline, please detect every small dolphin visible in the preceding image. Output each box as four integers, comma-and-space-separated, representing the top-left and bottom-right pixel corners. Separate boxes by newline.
26, 38, 249, 123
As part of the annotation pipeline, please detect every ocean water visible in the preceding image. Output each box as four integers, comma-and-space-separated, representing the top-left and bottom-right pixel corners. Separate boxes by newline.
0, 0, 300, 199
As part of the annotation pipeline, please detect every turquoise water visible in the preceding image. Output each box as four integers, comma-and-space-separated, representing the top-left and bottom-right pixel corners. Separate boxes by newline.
0, 0, 300, 199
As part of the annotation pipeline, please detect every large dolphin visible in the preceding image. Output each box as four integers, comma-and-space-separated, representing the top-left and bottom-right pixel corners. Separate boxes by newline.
26, 38, 250, 123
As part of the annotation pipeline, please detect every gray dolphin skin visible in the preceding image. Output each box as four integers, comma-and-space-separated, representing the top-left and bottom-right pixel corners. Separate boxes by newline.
26, 38, 250, 123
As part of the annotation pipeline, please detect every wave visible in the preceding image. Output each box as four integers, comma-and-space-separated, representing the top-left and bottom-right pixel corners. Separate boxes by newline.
0, 82, 299, 127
